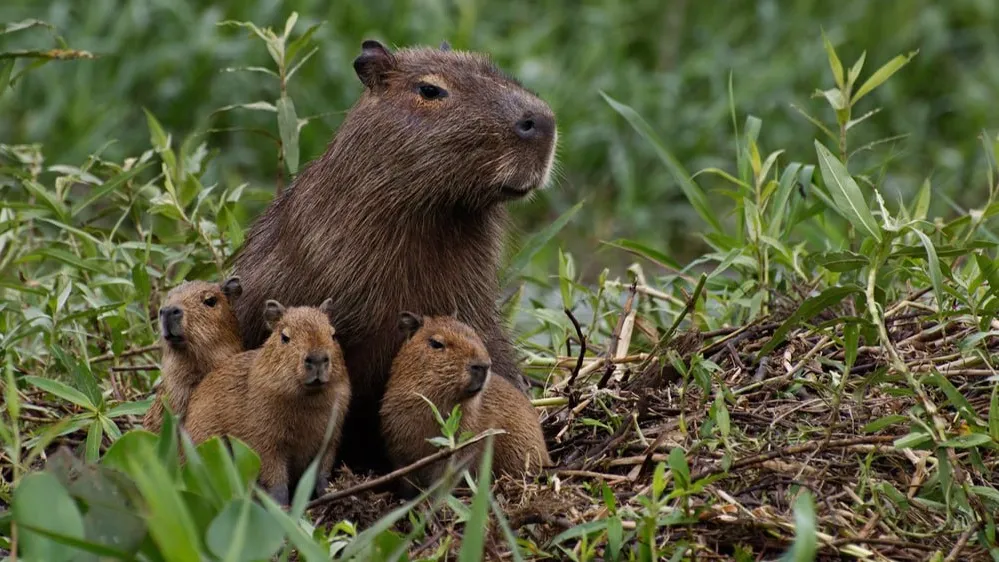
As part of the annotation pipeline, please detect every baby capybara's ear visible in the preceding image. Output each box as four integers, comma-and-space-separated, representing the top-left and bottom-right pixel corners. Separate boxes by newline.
319, 298, 335, 323
263, 300, 286, 331
398, 311, 423, 338
221, 276, 242, 301
353, 39, 396, 91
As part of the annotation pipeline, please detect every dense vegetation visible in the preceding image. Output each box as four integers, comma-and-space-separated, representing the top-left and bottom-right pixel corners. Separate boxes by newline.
1, 3, 998, 561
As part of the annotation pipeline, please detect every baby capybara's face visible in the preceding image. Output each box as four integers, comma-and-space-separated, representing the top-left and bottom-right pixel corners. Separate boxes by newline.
350, 41, 559, 207
158, 277, 242, 350
395, 312, 492, 401
258, 299, 347, 396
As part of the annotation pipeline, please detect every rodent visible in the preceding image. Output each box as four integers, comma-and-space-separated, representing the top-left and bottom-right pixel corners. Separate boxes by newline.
380, 312, 550, 492
142, 276, 243, 433
184, 298, 351, 504
228, 39, 559, 474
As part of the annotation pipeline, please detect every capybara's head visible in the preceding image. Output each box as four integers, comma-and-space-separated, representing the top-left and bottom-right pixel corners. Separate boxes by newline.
257, 299, 347, 396
393, 311, 492, 402
346, 39, 558, 208
158, 277, 242, 351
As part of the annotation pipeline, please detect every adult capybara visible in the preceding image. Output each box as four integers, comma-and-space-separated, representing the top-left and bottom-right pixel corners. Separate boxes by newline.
229, 39, 558, 472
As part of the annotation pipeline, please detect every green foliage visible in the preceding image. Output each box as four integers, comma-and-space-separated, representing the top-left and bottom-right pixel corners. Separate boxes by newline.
2, 6, 999, 561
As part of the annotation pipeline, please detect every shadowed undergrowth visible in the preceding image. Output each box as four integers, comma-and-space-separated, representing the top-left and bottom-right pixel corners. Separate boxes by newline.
1, 14, 998, 562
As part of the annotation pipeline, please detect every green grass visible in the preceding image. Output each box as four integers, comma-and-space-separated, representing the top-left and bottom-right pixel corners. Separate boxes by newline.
2, 7, 999, 562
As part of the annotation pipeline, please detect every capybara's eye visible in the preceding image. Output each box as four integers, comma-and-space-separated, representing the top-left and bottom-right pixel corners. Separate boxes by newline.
428, 338, 445, 350
203, 296, 218, 307
418, 83, 447, 100
281, 330, 290, 344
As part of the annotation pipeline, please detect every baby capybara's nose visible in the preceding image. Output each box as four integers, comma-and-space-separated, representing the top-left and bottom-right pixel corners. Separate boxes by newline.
303, 352, 330, 386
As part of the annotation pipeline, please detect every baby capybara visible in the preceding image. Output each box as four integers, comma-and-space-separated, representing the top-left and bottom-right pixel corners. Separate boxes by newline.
185, 298, 351, 504
380, 312, 550, 493
143, 276, 243, 432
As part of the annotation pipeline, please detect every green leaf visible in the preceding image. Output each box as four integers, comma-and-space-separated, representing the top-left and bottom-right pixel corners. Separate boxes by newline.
607, 515, 623, 561
70, 161, 153, 217
990, 385, 998, 443
21, 179, 69, 221
843, 321, 860, 368
85, 420, 103, 463
126, 439, 204, 561
132, 261, 151, 303
0, 60, 13, 95
904, 225, 944, 311
821, 29, 844, 90
938, 433, 993, 449
766, 162, 803, 237
23, 375, 96, 411
12, 471, 86, 562
143, 108, 170, 152
862, 415, 908, 434
779, 491, 817, 562
277, 95, 300, 174
602, 92, 724, 234
911, 178, 931, 221
814, 140, 882, 242
19, 247, 107, 274
207, 498, 284, 562
100, 429, 158, 471
756, 285, 863, 359
459, 435, 495, 562
666, 448, 690, 492
807, 250, 869, 273
501, 199, 584, 287
601, 238, 682, 270
106, 399, 151, 418
852, 50, 919, 105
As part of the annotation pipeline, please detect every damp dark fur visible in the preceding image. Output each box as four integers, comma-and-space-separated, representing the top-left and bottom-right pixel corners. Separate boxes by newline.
228, 40, 559, 472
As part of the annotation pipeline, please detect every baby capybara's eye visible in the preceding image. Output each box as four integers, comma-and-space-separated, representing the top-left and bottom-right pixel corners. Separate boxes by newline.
428, 338, 445, 350
418, 83, 447, 100
281, 331, 291, 344
203, 296, 218, 307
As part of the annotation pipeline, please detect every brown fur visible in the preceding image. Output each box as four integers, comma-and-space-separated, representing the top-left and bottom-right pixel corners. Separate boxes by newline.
229, 39, 558, 473
185, 299, 351, 504
380, 313, 550, 492
143, 277, 243, 433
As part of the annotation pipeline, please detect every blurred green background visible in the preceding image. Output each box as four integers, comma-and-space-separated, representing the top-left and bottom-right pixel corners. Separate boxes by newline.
2, 0, 998, 280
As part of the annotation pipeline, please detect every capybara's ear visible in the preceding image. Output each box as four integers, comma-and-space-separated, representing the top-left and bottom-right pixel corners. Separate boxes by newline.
439, 40, 451, 52
354, 39, 396, 91
263, 300, 286, 331
319, 298, 335, 322
221, 276, 242, 301
398, 311, 423, 337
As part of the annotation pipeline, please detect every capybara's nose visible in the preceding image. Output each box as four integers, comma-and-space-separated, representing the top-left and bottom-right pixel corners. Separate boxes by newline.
514, 111, 555, 142
466, 361, 491, 394
304, 352, 330, 386
160, 306, 182, 320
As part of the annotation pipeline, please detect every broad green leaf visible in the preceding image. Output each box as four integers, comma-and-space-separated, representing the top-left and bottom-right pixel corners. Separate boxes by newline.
756, 285, 863, 359
667, 448, 690, 492
143, 108, 170, 152
23, 375, 95, 411
821, 29, 844, 89
207, 498, 284, 562
459, 435, 494, 562
814, 140, 881, 242
852, 50, 919, 105
938, 433, 993, 449
766, 162, 803, 237
277, 95, 299, 174
602, 92, 723, 234
101, 430, 159, 471
807, 250, 869, 273
970, 486, 999, 506
12, 471, 85, 562
106, 399, 152, 419
501, 199, 584, 287
894, 431, 932, 449
21, 179, 69, 221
